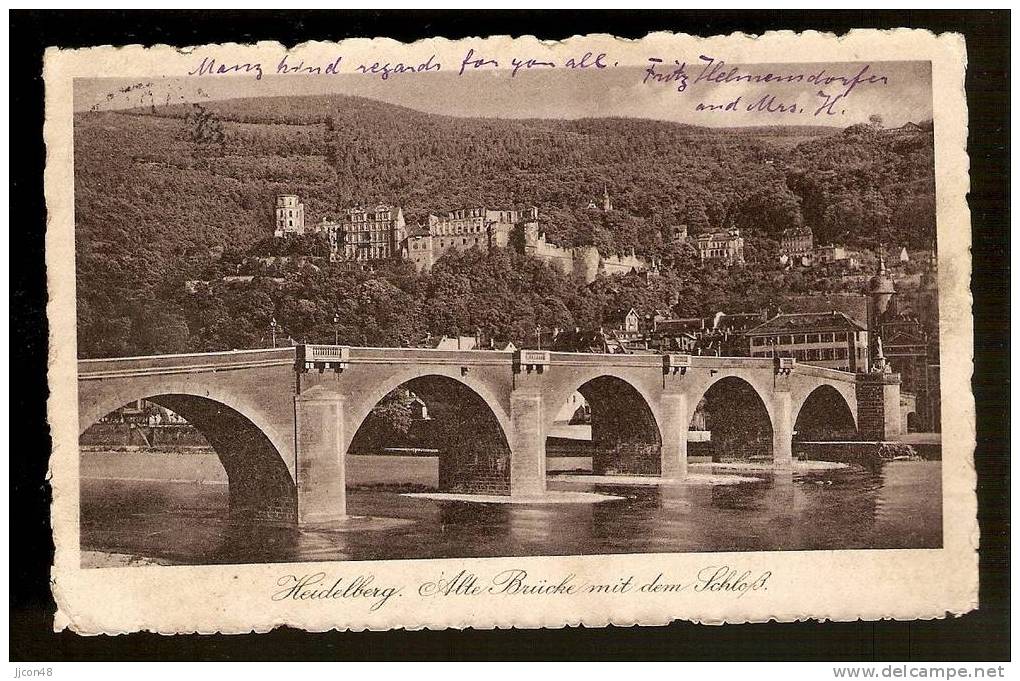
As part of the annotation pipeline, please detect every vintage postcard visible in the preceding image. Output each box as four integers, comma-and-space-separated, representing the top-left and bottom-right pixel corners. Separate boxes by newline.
45, 28, 976, 634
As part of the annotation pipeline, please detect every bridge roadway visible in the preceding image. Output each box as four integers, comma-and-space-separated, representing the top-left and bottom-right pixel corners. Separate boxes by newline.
78, 346, 901, 526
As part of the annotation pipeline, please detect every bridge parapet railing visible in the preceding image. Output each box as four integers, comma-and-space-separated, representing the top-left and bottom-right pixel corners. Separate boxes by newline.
78, 347, 296, 379
548, 352, 779, 370
790, 363, 858, 382
345, 346, 516, 366
79, 345, 860, 381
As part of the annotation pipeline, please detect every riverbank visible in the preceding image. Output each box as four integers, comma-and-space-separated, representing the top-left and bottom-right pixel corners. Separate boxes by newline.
80, 450, 597, 487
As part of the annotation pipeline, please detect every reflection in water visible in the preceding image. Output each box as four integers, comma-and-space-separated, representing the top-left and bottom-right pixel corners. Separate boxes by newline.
80, 461, 942, 566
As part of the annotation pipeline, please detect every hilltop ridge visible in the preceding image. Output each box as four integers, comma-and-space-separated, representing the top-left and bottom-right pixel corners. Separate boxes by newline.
73, 92, 935, 357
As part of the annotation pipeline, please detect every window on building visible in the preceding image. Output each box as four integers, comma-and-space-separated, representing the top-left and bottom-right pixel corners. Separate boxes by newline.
836, 332, 847, 341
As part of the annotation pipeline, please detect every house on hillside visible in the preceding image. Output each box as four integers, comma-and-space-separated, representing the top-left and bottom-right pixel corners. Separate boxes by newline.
884, 121, 925, 135
695, 228, 745, 265
779, 227, 814, 266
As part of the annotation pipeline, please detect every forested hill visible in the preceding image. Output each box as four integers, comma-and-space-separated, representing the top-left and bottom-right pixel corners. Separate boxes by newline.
73, 93, 935, 357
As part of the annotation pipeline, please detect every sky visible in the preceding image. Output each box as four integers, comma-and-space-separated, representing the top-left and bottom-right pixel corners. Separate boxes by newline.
74, 60, 932, 129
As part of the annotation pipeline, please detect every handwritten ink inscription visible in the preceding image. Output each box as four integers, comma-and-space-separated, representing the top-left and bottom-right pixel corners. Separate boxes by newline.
186, 49, 610, 83
458, 48, 608, 77
645, 55, 890, 119
184, 49, 888, 120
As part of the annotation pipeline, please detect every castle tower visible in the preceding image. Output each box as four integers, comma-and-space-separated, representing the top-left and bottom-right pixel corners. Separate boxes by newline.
602, 185, 613, 212
866, 254, 897, 369
275, 195, 305, 237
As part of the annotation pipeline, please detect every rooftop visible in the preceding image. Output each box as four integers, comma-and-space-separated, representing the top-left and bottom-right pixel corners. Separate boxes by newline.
745, 311, 866, 335
781, 227, 813, 238
696, 229, 741, 240
779, 294, 868, 328
405, 223, 430, 238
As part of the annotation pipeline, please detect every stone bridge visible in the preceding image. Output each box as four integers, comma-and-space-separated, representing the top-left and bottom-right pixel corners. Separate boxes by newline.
78, 346, 901, 526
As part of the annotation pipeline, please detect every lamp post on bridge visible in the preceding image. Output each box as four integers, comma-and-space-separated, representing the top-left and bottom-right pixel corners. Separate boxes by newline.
333, 312, 340, 345
535, 326, 542, 350
270, 317, 277, 349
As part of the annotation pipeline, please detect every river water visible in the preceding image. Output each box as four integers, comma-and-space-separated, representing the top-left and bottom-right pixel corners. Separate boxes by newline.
80, 460, 941, 566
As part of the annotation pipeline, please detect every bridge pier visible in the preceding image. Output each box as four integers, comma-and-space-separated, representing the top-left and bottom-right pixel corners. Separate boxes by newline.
660, 392, 688, 479
509, 391, 547, 497
772, 390, 793, 470
294, 388, 347, 525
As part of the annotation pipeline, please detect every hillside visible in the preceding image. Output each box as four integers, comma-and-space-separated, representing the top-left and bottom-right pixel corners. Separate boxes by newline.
72, 94, 936, 357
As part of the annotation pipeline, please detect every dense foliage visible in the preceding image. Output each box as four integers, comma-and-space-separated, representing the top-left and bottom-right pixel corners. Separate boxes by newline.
74, 95, 935, 357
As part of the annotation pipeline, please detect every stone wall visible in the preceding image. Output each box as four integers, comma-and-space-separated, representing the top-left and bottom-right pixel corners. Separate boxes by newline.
438, 460, 510, 495
524, 232, 578, 275
522, 228, 647, 284
600, 252, 648, 277
855, 373, 903, 440
592, 443, 661, 476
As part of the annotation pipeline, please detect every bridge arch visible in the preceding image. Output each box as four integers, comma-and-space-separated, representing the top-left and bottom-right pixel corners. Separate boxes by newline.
790, 375, 858, 431
685, 370, 778, 428
792, 384, 859, 441
543, 370, 664, 476
79, 391, 297, 524
689, 375, 775, 460
79, 381, 295, 479
541, 368, 665, 435
344, 371, 513, 494
342, 367, 512, 452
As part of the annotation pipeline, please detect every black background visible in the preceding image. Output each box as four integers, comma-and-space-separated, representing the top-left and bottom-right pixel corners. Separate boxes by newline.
9, 10, 1009, 661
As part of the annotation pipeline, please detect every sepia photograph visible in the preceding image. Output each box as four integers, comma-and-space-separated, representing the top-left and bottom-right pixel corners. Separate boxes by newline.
30, 21, 987, 638
9, 6, 1010, 663
72, 59, 944, 568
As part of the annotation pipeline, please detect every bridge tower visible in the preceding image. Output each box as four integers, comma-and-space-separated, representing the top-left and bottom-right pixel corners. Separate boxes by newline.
866, 254, 896, 367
